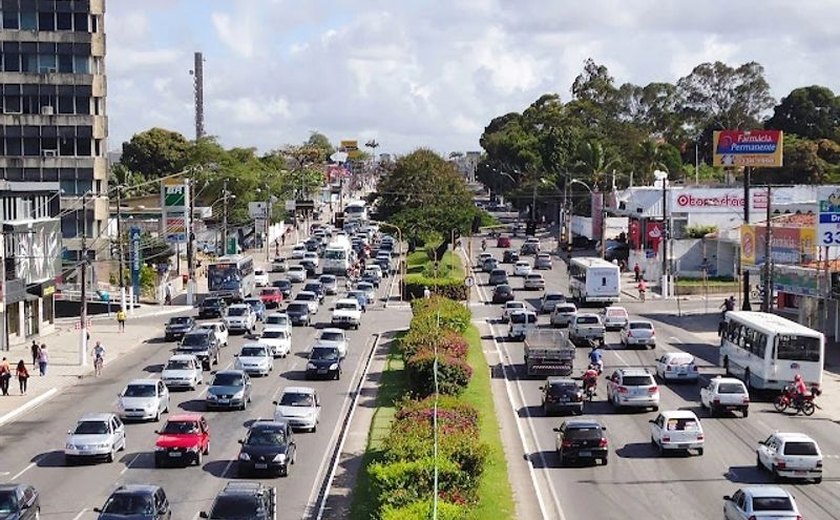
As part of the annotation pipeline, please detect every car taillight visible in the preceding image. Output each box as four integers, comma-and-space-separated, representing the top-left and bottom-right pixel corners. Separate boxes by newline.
575, 392, 583, 401
662, 436, 670, 442
817, 460, 823, 468
627, 330, 633, 337
742, 397, 750, 404
774, 459, 786, 469
713, 398, 721, 405
599, 438, 608, 448
649, 386, 658, 394
618, 386, 628, 394
561, 440, 573, 448
691, 365, 698, 372
697, 434, 704, 441
666, 365, 672, 371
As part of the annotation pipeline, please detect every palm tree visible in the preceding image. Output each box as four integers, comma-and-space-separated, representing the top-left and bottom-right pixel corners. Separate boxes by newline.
573, 140, 621, 190
636, 139, 669, 185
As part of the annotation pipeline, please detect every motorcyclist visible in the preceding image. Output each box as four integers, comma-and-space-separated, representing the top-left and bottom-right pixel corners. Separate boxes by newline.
792, 373, 809, 407
582, 366, 599, 395
481, 238, 487, 251
588, 345, 604, 374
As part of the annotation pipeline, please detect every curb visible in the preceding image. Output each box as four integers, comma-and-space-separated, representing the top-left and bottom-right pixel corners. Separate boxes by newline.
0, 387, 58, 428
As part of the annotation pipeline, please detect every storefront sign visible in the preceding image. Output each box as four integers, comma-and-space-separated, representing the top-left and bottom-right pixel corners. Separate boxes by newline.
671, 188, 771, 214
713, 130, 784, 167
773, 265, 822, 297
816, 186, 840, 247
647, 221, 664, 252
740, 224, 816, 267
130, 227, 141, 298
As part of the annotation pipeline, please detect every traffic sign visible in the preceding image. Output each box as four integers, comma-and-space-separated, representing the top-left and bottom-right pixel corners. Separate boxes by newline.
465, 276, 475, 287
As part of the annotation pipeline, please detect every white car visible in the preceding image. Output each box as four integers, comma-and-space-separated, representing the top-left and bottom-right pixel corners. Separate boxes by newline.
271, 257, 288, 272
234, 343, 274, 376
649, 410, 704, 456
303, 251, 320, 267
160, 354, 203, 390
602, 306, 629, 330
619, 320, 656, 349
117, 379, 170, 422
508, 310, 537, 340
476, 252, 493, 267
700, 377, 750, 417
523, 273, 545, 290
295, 291, 320, 314
331, 298, 362, 329
550, 303, 577, 328
513, 260, 532, 277
291, 243, 307, 259
319, 274, 339, 295
287, 265, 307, 283
224, 304, 257, 333
606, 368, 659, 411
724, 486, 801, 520
654, 352, 699, 383
317, 328, 348, 358
64, 413, 126, 464
257, 327, 292, 358
196, 321, 229, 348
264, 312, 292, 334
273, 386, 321, 432
756, 432, 823, 483
502, 300, 526, 322
254, 269, 269, 287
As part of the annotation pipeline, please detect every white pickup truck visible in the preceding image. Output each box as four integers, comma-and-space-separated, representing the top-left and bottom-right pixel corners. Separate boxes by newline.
568, 313, 606, 346
331, 298, 362, 330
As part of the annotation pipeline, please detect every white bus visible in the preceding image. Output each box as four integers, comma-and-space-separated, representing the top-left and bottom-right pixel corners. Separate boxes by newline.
344, 200, 368, 223
720, 311, 824, 390
568, 257, 620, 306
207, 255, 256, 301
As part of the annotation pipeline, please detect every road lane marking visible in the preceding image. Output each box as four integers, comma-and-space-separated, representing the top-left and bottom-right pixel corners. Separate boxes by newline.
197, 360, 234, 397
71, 509, 87, 520
10, 458, 39, 481
120, 453, 142, 475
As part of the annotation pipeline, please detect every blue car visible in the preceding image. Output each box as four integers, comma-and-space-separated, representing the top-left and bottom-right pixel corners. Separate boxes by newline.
244, 298, 267, 322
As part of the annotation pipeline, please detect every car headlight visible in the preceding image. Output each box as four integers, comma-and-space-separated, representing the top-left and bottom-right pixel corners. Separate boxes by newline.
307, 363, 317, 370
273, 453, 287, 463
207, 393, 218, 400
238, 452, 250, 461
329, 363, 339, 370
65, 443, 75, 450
186, 446, 200, 452
117, 402, 125, 410
98, 443, 111, 449
233, 391, 244, 399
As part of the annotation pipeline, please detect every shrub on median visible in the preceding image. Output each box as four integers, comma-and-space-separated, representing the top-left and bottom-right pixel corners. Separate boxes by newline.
381, 499, 469, 520
369, 457, 475, 512
400, 328, 469, 360
405, 277, 467, 301
410, 296, 471, 334
406, 349, 472, 397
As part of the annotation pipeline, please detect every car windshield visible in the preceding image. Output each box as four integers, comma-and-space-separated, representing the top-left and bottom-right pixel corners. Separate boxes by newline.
557, 306, 576, 313
510, 313, 535, 324
336, 302, 357, 310
261, 330, 287, 339
665, 417, 700, 431
74, 420, 109, 435
180, 334, 209, 348
102, 494, 155, 515
246, 429, 286, 446
784, 441, 819, 456
751, 496, 794, 512
274, 280, 291, 289
169, 317, 191, 325
203, 299, 222, 307
228, 307, 246, 316
289, 266, 304, 272
321, 332, 343, 342
358, 284, 373, 291
630, 322, 653, 329
527, 274, 542, 280
123, 384, 156, 398
621, 376, 653, 386
0, 491, 15, 513
667, 356, 694, 365
211, 496, 260, 518
606, 309, 627, 316
718, 382, 746, 394
311, 347, 339, 361
245, 300, 262, 308
241, 347, 266, 357
304, 284, 322, 292
166, 359, 192, 370
566, 426, 602, 440
213, 374, 243, 386
255, 270, 265, 276
545, 295, 564, 301
775, 335, 821, 362
507, 303, 524, 310
280, 392, 315, 407
496, 286, 511, 294
297, 293, 315, 301
261, 289, 279, 296
162, 420, 200, 435
576, 316, 600, 325
287, 304, 308, 313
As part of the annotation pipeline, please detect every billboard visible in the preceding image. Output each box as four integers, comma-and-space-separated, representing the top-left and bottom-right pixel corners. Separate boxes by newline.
161, 179, 189, 243
671, 188, 768, 214
340, 140, 362, 160
740, 224, 816, 267
713, 130, 783, 167
816, 186, 840, 247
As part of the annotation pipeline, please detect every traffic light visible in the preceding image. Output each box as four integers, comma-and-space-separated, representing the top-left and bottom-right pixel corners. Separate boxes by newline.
526, 221, 537, 237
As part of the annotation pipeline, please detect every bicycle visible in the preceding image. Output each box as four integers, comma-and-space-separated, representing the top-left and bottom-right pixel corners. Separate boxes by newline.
94, 356, 103, 377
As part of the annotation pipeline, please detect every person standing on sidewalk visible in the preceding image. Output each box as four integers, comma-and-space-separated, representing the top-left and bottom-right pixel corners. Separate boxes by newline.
116, 308, 126, 332
16, 360, 28, 395
0, 358, 10, 396
37, 345, 48, 376
30, 340, 39, 368
633, 263, 641, 283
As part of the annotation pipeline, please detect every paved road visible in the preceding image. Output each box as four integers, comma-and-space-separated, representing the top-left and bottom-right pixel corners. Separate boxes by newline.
0, 265, 406, 519
470, 235, 840, 520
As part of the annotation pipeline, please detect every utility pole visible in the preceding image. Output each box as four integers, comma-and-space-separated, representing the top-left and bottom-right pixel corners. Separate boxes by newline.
192, 52, 205, 141
742, 167, 752, 311
762, 184, 772, 312
186, 177, 196, 305
80, 192, 89, 366
221, 179, 228, 256
661, 174, 669, 299
117, 185, 126, 313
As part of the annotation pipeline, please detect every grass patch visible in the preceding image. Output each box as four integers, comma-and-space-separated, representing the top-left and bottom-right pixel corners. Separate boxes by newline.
462, 325, 516, 520
349, 335, 408, 520
405, 251, 464, 279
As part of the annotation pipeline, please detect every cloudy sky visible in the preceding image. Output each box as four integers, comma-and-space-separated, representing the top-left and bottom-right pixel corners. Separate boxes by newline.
106, 0, 840, 156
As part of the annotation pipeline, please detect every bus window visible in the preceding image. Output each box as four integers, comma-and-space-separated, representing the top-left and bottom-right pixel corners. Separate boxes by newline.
601, 277, 606, 286
775, 335, 820, 362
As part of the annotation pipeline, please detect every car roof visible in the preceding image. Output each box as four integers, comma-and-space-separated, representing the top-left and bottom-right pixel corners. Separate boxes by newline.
219, 481, 269, 496
229, 303, 249, 309
248, 420, 289, 431
772, 432, 818, 442
740, 486, 792, 498
169, 354, 199, 361
78, 412, 117, 422
628, 319, 653, 325
214, 369, 246, 376
126, 378, 159, 386
198, 321, 225, 327
297, 290, 317, 296
663, 352, 693, 360
658, 410, 699, 419
266, 312, 288, 318
185, 328, 213, 335
289, 264, 305, 269
0, 484, 26, 492
281, 386, 316, 395
563, 419, 604, 429
617, 368, 652, 376
711, 376, 746, 385
335, 298, 359, 305
111, 484, 161, 495
546, 377, 577, 385
321, 328, 345, 335
505, 300, 525, 306
167, 413, 203, 422
241, 342, 269, 350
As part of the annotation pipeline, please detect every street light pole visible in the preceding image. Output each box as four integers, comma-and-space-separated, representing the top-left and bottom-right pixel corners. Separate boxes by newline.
186, 177, 196, 306
79, 192, 89, 366
221, 179, 229, 256
116, 185, 126, 313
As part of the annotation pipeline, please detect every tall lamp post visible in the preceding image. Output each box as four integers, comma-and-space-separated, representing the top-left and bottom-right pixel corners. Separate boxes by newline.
654, 170, 669, 299
569, 179, 604, 258
376, 221, 404, 302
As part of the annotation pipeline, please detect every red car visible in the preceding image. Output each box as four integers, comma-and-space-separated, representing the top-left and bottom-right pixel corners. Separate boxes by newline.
260, 287, 284, 308
497, 236, 511, 248
154, 414, 210, 467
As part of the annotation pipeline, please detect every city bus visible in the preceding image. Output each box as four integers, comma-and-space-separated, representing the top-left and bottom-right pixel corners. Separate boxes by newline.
720, 311, 824, 390
567, 257, 621, 306
344, 200, 368, 224
207, 254, 256, 301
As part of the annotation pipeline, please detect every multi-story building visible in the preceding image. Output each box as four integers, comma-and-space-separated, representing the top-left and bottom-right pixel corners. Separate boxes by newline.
449, 151, 481, 182
0, 0, 109, 269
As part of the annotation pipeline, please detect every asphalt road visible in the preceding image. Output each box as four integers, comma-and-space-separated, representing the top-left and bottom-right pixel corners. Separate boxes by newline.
0, 265, 406, 519
470, 235, 840, 520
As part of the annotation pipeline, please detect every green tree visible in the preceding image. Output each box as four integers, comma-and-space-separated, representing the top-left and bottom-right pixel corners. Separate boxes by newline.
766, 85, 840, 141
120, 128, 191, 180
573, 140, 622, 190
305, 132, 335, 162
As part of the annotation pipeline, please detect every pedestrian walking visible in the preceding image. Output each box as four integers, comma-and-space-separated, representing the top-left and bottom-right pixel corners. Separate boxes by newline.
37, 344, 48, 376
423, 286, 431, 299
0, 358, 10, 395
633, 263, 641, 283
16, 360, 28, 395
164, 283, 173, 305
30, 340, 39, 368
637, 279, 648, 302
116, 308, 126, 332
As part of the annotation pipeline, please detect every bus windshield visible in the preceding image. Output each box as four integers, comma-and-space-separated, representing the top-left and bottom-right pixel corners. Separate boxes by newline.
776, 335, 821, 362
208, 264, 240, 291
324, 249, 346, 260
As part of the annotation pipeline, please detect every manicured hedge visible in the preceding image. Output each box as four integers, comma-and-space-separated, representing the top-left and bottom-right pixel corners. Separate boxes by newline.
406, 350, 472, 396
400, 329, 468, 360
410, 297, 471, 334
369, 457, 474, 511
381, 499, 469, 520
405, 277, 467, 301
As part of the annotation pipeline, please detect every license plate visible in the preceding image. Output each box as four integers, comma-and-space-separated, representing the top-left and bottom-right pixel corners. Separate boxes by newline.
168, 452, 182, 457
794, 470, 806, 475
579, 451, 591, 457
218, 399, 229, 404
79, 451, 92, 456
318, 369, 328, 374
255, 463, 268, 469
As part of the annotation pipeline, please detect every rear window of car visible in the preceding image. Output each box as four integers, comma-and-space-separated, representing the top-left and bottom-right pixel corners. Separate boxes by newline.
718, 383, 746, 394
783, 441, 819, 456
556, 305, 576, 313
621, 375, 653, 386
287, 304, 308, 313
606, 309, 627, 317
549, 383, 578, 395
667, 355, 694, 365
565, 426, 602, 440
576, 316, 599, 325
510, 313, 536, 324
545, 294, 564, 301
629, 322, 653, 329
751, 497, 794, 512
665, 417, 700, 431
491, 270, 507, 276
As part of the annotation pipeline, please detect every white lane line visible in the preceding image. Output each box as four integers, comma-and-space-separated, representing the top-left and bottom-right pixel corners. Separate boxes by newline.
71, 509, 87, 520
119, 453, 142, 475
190, 512, 200, 520
197, 360, 234, 397
10, 458, 39, 481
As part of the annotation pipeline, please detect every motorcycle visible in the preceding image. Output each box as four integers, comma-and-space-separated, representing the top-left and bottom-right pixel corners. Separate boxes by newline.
773, 384, 821, 416
588, 362, 603, 376
583, 378, 597, 401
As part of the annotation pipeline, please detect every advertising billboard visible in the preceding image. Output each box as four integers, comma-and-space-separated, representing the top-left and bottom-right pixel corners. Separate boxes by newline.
670, 188, 769, 214
161, 179, 190, 243
713, 130, 783, 167
340, 140, 362, 160
816, 186, 840, 247
740, 224, 816, 267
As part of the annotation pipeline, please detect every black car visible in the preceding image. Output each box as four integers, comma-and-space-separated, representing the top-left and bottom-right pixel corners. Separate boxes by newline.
164, 316, 195, 342
304, 238, 321, 252
299, 259, 318, 277
271, 279, 293, 299
94, 484, 171, 520
492, 284, 515, 304
305, 345, 342, 380
541, 377, 584, 416
0, 483, 40, 519
198, 297, 227, 319
373, 256, 392, 273
554, 419, 608, 466
237, 420, 296, 477
520, 242, 539, 256
303, 282, 326, 303
502, 250, 520, 264
604, 242, 630, 263
285, 303, 312, 327
176, 329, 220, 370
200, 482, 275, 520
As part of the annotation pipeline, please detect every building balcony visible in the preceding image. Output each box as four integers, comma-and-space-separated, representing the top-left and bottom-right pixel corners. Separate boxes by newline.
0, 72, 96, 86
0, 113, 95, 127
0, 156, 97, 169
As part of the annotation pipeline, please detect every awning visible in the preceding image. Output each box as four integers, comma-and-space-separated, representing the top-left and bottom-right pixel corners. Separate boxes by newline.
26, 279, 55, 298
4, 279, 26, 305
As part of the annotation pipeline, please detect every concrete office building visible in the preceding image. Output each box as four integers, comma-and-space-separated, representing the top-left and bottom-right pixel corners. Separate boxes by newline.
0, 0, 109, 269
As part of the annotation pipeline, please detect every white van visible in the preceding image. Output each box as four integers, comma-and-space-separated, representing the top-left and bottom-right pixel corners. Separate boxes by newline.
508, 311, 537, 340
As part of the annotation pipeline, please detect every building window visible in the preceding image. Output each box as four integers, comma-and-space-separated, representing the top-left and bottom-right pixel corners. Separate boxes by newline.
77, 139, 91, 156
20, 10, 36, 30
59, 137, 75, 156
43, 294, 54, 325
58, 95, 74, 114
5, 137, 22, 156
23, 137, 40, 156
73, 13, 88, 32
76, 96, 90, 114
3, 10, 19, 30
73, 55, 89, 74
56, 12, 72, 30
7, 303, 20, 338
38, 12, 55, 31
3, 95, 22, 113
58, 54, 73, 73
3, 53, 20, 72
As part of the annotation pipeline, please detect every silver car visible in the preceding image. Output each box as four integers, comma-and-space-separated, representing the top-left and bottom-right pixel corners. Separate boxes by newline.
160, 354, 203, 390
550, 303, 578, 328
317, 328, 348, 358
65, 413, 126, 464
273, 386, 321, 432
117, 379, 170, 422
234, 343, 274, 376
534, 253, 553, 270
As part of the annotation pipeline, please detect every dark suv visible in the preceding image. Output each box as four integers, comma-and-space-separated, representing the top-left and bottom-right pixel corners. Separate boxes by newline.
94, 484, 171, 519
164, 316, 195, 342
271, 279, 293, 299
303, 282, 326, 303
0, 483, 40, 519
198, 297, 227, 319
200, 482, 276, 520
285, 302, 312, 327
237, 420, 296, 477
553, 419, 608, 466
176, 329, 220, 370
541, 377, 584, 416
305, 345, 342, 380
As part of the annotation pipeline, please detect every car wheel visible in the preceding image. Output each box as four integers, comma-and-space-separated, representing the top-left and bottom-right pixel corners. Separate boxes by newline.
242, 399, 248, 411
742, 407, 749, 418
107, 447, 115, 463
815, 477, 823, 484
154, 410, 161, 422
196, 449, 203, 466
311, 423, 317, 433
697, 448, 704, 456
65, 455, 75, 466
557, 451, 566, 467
772, 465, 782, 482
657, 441, 664, 456
601, 457, 608, 466
709, 404, 718, 418
756, 453, 764, 471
